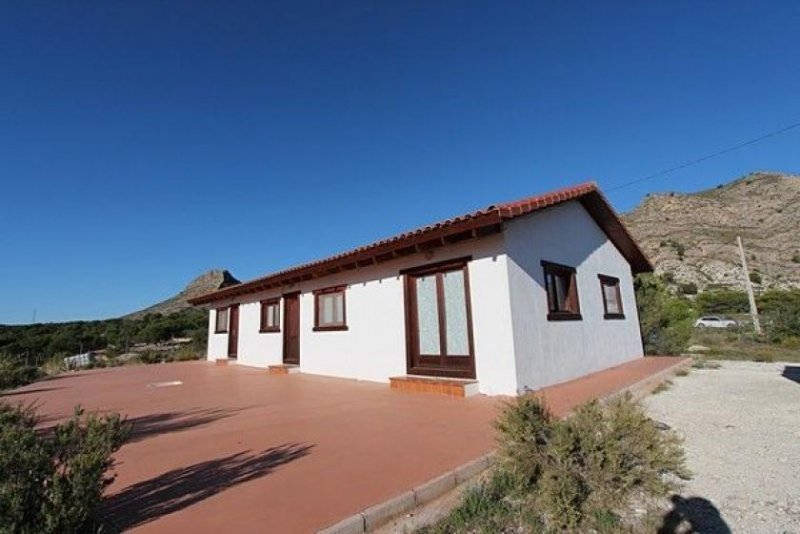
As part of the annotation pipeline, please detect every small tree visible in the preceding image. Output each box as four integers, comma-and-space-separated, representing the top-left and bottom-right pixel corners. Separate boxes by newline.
635, 274, 695, 355
0, 403, 129, 532
695, 290, 749, 315
0, 356, 42, 391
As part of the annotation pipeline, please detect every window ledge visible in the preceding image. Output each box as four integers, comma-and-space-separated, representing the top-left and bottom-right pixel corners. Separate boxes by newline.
604, 313, 625, 320
214, 330, 228, 334
259, 328, 281, 333
313, 325, 349, 332
546, 312, 582, 322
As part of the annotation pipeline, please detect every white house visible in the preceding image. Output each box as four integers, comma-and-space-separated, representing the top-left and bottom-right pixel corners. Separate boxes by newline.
189, 182, 651, 396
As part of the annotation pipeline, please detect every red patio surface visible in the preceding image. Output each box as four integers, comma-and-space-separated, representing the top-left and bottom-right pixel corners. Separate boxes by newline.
4, 356, 683, 533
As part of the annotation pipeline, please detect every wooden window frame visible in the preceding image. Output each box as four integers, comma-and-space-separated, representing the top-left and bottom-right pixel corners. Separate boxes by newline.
313, 285, 348, 331
598, 274, 625, 319
214, 307, 229, 333
259, 298, 281, 333
541, 261, 582, 321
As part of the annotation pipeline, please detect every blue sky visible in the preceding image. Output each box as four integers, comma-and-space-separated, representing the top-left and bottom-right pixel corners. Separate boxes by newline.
1, 2, 799, 324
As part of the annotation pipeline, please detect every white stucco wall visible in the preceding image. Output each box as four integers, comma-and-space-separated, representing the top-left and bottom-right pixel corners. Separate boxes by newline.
203, 234, 518, 395
207, 309, 228, 360
504, 201, 644, 393
205, 200, 646, 396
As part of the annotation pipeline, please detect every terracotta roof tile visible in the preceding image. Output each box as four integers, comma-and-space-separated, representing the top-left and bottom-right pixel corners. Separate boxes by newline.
189, 182, 651, 305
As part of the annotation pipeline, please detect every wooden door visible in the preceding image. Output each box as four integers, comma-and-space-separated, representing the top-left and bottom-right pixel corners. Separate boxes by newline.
283, 292, 300, 364
404, 258, 475, 379
227, 304, 239, 359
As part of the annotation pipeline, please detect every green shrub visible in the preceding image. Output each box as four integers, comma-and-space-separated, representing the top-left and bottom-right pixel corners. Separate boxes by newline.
172, 345, 201, 362
0, 358, 43, 391
792, 254, 800, 264
673, 242, 686, 260
677, 282, 698, 295
0, 403, 129, 532
695, 290, 749, 315
661, 239, 686, 260
749, 271, 762, 285
492, 394, 688, 532
138, 350, 163, 364
758, 289, 800, 341
635, 274, 695, 355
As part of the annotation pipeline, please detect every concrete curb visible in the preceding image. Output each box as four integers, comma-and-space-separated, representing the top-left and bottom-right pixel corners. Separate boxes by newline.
604, 357, 692, 405
317, 452, 496, 534
317, 357, 690, 534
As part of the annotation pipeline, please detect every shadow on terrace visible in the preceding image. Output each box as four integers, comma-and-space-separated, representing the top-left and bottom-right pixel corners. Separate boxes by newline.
125, 407, 251, 444
102, 443, 314, 530
0, 386, 64, 397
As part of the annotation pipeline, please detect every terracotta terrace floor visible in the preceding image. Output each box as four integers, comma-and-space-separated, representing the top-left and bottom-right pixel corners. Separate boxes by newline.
4, 356, 682, 533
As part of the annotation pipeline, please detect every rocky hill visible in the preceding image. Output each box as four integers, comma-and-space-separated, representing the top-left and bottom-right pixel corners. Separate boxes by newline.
124, 269, 240, 319
623, 172, 800, 292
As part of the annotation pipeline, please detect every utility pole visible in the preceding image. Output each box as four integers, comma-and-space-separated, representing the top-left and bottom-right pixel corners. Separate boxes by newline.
737, 236, 762, 335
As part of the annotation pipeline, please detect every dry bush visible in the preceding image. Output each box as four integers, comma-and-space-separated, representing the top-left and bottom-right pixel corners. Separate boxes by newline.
493, 393, 689, 532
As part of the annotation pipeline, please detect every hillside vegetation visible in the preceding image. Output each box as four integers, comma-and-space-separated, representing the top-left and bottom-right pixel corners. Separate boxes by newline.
635, 273, 800, 360
624, 172, 800, 291
0, 270, 235, 388
0, 308, 207, 364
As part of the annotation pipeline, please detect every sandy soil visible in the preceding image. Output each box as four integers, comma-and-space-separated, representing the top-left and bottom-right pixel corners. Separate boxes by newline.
645, 360, 800, 533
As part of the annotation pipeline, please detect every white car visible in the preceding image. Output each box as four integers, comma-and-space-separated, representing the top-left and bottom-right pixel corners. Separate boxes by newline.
694, 316, 737, 329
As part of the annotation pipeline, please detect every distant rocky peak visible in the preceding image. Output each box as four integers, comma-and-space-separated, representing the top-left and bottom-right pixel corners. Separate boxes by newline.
180, 269, 240, 299
124, 269, 240, 319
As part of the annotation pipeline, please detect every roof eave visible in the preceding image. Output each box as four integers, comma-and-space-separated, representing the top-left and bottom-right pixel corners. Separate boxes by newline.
188, 211, 504, 306
188, 182, 653, 306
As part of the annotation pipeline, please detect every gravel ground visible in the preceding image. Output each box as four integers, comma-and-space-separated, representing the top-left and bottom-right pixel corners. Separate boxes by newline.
644, 360, 800, 533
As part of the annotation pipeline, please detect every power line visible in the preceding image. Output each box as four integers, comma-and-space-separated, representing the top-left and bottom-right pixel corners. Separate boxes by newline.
606, 119, 800, 192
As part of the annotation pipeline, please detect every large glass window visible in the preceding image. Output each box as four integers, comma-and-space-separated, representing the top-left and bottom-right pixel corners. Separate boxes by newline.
442, 269, 469, 356
415, 274, 441, 354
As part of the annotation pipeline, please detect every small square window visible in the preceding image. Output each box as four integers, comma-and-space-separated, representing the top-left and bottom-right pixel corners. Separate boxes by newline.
542, 261, 581, 321
215, 307, 229, 333
260, 299, 281, 332
599, 275, 624, 319
314, 286, 348, 331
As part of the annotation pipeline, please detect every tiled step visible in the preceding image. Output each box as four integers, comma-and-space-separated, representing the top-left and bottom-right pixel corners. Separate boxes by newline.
389, 376, 479, 398
215, 358, 235, 366
268, 364, 300, 375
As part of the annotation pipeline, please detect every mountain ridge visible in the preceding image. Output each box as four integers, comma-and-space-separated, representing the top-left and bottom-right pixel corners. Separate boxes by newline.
622, 171, 800, 291
123, 269, 240, 319
125, 172, 800, 320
